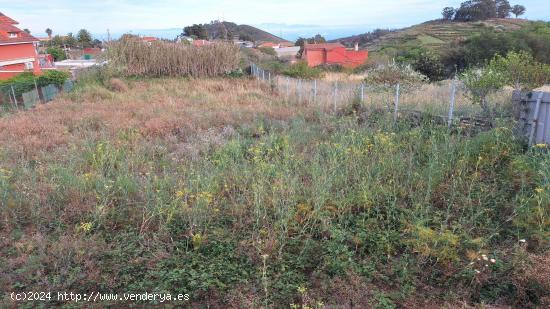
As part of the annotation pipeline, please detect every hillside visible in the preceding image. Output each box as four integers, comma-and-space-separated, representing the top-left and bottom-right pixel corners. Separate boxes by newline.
203, 21, 286, 42
334, 18, 529, 52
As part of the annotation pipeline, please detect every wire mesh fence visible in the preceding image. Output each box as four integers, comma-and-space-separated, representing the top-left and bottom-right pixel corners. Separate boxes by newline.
251, 63, 486, 125
0, 80, 74, 112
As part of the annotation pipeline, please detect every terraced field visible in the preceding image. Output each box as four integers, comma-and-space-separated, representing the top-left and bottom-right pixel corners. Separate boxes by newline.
338, 18, 529, 53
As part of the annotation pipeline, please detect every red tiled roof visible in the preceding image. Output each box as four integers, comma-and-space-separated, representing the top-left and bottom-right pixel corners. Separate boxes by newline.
258, 42, 279, 48
0, 21, 39, 45
0, 12, 18, 24
193, 39, 211, 47
0, 34, 39, 45
142, 36, 157, 42
304, 43, 345, 50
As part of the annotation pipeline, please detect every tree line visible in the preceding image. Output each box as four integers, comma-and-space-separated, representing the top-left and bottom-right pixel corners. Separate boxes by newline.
39, 28, 101, 61
442, 0, 526, 21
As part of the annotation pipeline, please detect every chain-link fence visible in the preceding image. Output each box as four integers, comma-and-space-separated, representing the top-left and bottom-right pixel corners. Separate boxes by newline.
0, 80, 74, 112
251, 63, 488, 126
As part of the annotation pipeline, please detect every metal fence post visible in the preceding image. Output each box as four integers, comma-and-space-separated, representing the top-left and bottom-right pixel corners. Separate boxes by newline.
34, 79, 41, 103
313, 80, 317, 103
298, 79, 302, 103
333, 82, 338, 113
286, 77, 290, 100
393, 84, 400, 123
11, 85, 18, 108
448, 79, 456, 128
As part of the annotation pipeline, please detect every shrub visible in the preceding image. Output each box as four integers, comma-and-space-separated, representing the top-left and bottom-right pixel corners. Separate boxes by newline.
282, 61, 324, 80
37, 70, 71, 87
364, 61, 428, 89
397, 48, 446, 81
46, 46, 66, 61
488, 50, 550, 90
460, 66, 506, 117
108, 78, 128, 92
258, 47, 276, 56
0, 73, 36, 97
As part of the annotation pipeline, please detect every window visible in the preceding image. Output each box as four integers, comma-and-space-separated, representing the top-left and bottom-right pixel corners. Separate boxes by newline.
25, 62, 34, 70
8, 32, 18, 38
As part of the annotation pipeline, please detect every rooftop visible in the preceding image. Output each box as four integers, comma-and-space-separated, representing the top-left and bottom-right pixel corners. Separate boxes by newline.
0, 12, 39, 45
0, 12, 18, 25
304, 43, 345, 50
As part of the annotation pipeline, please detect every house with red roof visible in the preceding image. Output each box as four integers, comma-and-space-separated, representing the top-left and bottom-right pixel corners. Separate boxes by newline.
142, 36, 158, 45
302, 43, 368, 68
257, 42, 281, 49
192, 39, 212, 47
0, 12, 41, 80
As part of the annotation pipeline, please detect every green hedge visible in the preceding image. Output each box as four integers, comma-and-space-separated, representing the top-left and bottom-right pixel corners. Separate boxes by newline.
0, 70, 71, 97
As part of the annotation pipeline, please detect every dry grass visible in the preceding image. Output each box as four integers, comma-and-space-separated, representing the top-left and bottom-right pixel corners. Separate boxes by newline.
0, 78, 306, 160
322, 72, 368, 82
108, 78, 128, 92
107, 38, 241, 77
270, 76, 510, 116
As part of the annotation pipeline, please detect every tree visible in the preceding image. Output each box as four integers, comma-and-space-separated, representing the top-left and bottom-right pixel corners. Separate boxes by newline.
92, 39, 102, 48
183, 24, 208, 40
295, 35, 327, 57
76, 29, 93, 48
51, 35, 64, 47
45, 28, 52, 38
398, 48, 446, 81
496, 0, 512, 18
23, 28, 30, 34
511, 4, 526, 18
65, 32, 77, 48
454, 0, 497, 21
46, 46, 66, 61
460, 66, 506, 117
442, 7, 455, 20
489, 50, 550, 90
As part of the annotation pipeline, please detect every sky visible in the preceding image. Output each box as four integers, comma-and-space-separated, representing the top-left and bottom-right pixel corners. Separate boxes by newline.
0, 0, 548, 41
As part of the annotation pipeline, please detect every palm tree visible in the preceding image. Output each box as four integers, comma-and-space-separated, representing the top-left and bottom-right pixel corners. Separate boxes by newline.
45, 28, 52, 38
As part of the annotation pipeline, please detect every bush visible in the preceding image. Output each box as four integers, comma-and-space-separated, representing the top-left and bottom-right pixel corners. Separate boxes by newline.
258, 47, 276, 56
0, 72, 36, 97
460, 66, 506, 117
282, 61, 324, 80
46, 46, 66, 61
364, 61, 428, 89
488, 50, 550, 90
108, 78, 128, 92
397, 48, 446, 81
37, 70, 71, 87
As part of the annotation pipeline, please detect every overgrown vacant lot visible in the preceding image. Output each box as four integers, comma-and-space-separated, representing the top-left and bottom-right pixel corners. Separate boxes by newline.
0, 77, 548, 308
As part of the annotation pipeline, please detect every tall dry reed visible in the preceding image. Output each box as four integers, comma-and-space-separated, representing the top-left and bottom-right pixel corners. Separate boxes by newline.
106, 38, 241, 78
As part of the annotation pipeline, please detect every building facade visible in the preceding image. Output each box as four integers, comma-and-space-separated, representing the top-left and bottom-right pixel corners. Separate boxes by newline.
302, 43, 368, 68
0, 13, 41, 80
